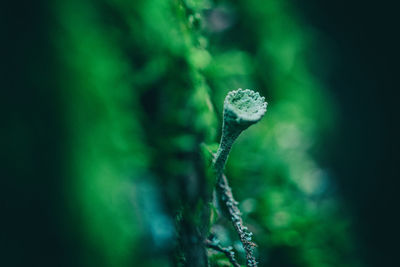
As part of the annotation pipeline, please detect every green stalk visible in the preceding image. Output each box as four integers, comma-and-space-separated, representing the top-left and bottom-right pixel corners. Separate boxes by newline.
212, 88, 267, 267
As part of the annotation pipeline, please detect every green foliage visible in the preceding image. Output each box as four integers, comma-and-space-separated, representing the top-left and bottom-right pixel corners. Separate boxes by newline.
51, 0, 361, 266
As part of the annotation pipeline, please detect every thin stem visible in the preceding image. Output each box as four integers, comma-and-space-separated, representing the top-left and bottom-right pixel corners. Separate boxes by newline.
217, 174, 257, 267
212, 129, 258, 266
213, 126, 241, 178
205, 239, 240, 267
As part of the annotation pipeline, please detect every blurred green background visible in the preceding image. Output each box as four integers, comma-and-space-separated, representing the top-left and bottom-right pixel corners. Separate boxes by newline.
2, 0, 397, 266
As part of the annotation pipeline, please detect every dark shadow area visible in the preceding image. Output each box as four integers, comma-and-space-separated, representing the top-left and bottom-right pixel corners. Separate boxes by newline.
296, 1, 398, 266
1, 0, 80, 266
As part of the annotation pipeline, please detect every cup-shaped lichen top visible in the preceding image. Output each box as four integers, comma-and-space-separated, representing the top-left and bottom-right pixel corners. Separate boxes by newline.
224, 88, 267, 128
214, 89, 267, 175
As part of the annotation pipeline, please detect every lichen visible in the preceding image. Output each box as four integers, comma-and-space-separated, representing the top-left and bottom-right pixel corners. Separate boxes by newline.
214, 89, 267, 175
211, 88, 267, 267
224, 88, 267, 125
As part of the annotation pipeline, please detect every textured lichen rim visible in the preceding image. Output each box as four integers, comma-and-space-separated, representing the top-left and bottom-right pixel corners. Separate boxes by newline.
224, 88, 267, 124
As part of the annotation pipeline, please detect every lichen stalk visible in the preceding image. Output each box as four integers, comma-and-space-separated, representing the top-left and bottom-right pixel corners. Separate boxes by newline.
205, 238, 241, 267
218, 174, 258, 267
213, 125, 242, 179
212, 88, 267, 267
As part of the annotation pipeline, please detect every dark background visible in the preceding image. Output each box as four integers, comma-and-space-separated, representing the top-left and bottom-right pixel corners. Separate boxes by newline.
297, 1, 398, 266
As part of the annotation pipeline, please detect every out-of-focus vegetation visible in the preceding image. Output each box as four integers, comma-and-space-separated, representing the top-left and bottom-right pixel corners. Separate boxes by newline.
3, 0, 369, 266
